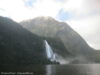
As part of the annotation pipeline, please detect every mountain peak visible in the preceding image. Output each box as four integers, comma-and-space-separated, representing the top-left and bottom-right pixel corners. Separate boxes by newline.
34, 16, 55, 20
32, 16, 58, 23
21, 16, 58, 25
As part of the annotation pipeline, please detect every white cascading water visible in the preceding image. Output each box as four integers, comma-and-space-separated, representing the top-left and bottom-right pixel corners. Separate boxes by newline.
44, 40, 70, 64
44, 40, 56, 62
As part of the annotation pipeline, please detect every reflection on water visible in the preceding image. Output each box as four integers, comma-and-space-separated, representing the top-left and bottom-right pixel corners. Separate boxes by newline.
45, 65, 91, 75
45, 64, 100, 75
1, 64, 100, 75
46, 65, 53, 75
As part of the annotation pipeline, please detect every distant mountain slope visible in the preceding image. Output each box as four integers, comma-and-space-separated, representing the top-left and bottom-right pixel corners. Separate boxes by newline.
20, 17, 94, 57
0, 16, 56, 66
20, 17, 100, 63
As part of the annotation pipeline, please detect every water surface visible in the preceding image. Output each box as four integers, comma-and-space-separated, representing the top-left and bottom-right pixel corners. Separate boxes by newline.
0, 64, 100, 75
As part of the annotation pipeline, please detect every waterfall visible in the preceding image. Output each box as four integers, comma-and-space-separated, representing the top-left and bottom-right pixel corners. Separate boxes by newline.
44, 40, 68, 64
44, 40, 56, 62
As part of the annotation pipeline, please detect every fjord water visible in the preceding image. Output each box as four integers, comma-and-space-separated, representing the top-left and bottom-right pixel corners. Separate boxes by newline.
1, 64, 100, 75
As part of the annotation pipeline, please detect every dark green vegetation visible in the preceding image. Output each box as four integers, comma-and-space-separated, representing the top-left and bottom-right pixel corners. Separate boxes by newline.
0, 16, 58, 66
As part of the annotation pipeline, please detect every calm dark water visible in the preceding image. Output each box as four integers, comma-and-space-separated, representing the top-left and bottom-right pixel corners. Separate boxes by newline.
0, 64, 100, 75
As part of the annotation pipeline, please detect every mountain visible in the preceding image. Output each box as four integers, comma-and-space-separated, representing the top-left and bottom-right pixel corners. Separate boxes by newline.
20, 17, 100, 63
0, 15, 100, 70
0, 16, 60, 67
20, 17, 96, 61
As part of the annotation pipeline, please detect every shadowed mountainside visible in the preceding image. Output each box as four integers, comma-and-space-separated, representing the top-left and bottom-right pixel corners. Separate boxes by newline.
0, 16, 57, 66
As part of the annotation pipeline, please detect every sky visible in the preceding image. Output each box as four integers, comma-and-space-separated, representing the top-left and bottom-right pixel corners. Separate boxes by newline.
0, 0, 100, 50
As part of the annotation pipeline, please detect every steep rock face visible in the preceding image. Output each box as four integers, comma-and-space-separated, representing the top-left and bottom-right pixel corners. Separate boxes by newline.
20, 17, 95, 57
0, 16, 55, 65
